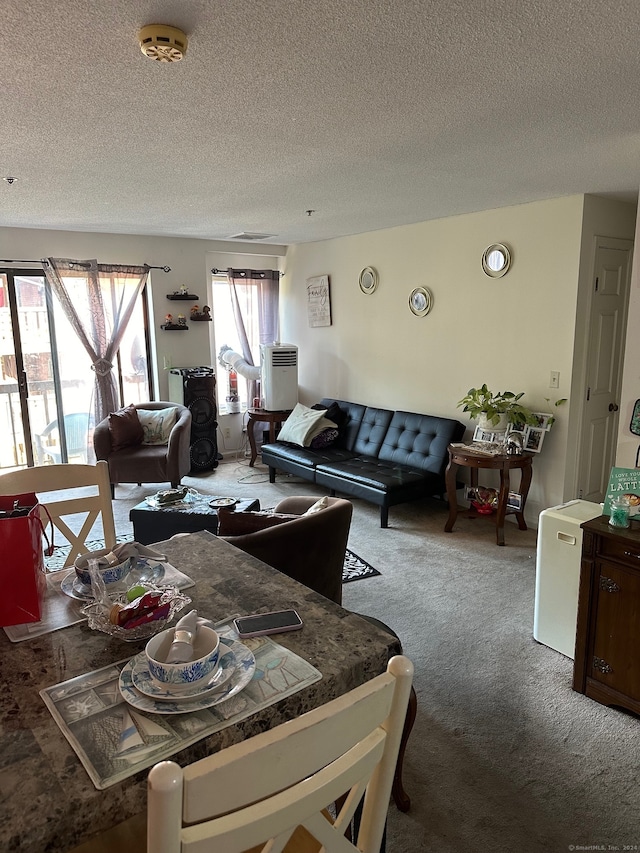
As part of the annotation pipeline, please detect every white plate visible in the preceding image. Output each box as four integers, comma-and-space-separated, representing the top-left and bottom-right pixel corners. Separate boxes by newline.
131, 642, 236, 701
118, 637, 256, 714
60, 571, 94, 601
209, 497, 237, 508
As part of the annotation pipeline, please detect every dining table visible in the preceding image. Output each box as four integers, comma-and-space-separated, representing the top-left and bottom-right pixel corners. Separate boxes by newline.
0, 530, 400, 853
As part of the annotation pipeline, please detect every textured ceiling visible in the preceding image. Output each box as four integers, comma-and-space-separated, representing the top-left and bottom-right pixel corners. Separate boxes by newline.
2, 0, 640, 245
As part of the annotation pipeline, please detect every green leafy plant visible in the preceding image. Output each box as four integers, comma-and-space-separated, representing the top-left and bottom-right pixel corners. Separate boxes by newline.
542, 397, 568, 428
457, 384, 539, 427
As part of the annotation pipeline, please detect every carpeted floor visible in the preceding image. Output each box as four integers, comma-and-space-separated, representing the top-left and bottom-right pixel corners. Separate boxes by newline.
44, 459, 640, 851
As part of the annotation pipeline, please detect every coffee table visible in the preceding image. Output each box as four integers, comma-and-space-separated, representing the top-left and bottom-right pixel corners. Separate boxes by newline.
129, 493, 260, 544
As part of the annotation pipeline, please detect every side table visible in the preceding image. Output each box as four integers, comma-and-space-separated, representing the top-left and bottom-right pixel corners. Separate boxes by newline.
444, 444, 534, 546
247, 407, 291, 467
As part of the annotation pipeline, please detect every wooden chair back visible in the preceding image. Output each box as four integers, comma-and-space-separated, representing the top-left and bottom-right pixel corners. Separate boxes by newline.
146, 654, 413, 853
0, 461, 116, 567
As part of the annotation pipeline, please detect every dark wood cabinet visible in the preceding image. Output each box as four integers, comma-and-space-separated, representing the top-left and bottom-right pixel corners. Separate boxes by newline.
573, 516, 640, 715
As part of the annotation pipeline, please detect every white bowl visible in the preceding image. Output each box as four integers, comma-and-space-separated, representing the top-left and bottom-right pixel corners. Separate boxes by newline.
145, 625, 220, 691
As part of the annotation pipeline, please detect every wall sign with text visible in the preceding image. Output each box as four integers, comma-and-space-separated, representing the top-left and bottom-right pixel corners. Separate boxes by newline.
306, 275, 331, 327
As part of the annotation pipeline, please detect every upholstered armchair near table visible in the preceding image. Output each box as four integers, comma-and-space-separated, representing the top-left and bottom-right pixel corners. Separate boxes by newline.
219, 496, 353, 606
93, 401, 192, 498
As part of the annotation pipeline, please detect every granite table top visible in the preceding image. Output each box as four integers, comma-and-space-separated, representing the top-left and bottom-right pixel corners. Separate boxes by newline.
1, 530, 400, 853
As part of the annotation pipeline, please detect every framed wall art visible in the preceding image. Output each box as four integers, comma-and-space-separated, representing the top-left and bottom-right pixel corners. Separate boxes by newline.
306, 275, 331, 327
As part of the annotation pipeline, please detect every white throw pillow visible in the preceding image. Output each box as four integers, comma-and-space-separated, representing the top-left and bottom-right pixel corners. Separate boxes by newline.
277, 403, 337, 447
303, 496, 330, 515
137, 407, 179, 445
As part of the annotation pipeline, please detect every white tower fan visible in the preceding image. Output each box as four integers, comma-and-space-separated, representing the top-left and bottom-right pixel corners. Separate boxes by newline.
261, 344, 298, 411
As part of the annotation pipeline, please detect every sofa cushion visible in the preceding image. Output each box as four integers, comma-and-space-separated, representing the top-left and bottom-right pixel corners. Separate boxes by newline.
311, 401, 349, 429
108, 404, 144, 452
277, 403, 338, 447
377, 411, 464, 474
137, 407, 179, 445
310, 428, 339, 449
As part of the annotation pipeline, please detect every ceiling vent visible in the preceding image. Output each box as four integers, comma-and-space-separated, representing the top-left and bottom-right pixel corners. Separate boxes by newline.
139, 24, 188, 62
229, 232, 276, 241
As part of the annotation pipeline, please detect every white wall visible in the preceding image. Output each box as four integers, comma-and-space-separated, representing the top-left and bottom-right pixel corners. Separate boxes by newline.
281, 195, 635, 522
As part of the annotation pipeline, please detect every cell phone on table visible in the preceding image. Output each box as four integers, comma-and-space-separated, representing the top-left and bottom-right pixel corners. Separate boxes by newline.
233, 609, 303, 638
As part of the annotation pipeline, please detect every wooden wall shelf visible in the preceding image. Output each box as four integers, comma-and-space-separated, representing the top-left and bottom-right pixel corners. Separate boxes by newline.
167, 293, 199, 301
160, 324, 189, 331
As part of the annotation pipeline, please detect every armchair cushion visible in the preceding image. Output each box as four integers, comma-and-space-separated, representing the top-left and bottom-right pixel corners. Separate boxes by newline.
137, 407, 179, 445
217, 510, 297, 536
108, 404, 144, 452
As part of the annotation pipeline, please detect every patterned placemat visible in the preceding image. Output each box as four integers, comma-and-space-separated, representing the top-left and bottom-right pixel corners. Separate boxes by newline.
39, 618, 322, 789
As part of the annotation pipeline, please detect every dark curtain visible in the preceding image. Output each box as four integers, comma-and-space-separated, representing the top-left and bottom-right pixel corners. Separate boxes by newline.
226, 269, 280, 404
44, 258, 148, 423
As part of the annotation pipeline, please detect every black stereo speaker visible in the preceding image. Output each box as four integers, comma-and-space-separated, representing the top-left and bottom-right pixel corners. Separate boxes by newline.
168, 367, 219, 472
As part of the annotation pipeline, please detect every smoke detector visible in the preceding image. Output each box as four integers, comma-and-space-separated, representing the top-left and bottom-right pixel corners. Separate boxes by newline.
139, 24, 188, 62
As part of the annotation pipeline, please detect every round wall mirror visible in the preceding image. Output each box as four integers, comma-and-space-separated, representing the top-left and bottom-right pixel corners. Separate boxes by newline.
408, 286, 433, 316
358, 266, 378, 294
482, 243, 511, 277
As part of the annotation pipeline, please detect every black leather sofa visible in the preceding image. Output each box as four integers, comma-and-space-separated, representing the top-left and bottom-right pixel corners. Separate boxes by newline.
261, 398, 465, 527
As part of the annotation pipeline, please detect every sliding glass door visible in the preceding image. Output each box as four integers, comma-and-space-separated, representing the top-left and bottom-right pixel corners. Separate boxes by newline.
0, 268, 153, 472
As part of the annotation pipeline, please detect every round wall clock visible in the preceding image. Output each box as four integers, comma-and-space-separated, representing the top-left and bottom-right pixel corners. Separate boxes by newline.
482, 243, 511, 277
358, 266, 378, 294
408, 286, 433, 316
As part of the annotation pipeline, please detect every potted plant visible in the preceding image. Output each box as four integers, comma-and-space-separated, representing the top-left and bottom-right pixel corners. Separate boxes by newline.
457, 384, 538, 430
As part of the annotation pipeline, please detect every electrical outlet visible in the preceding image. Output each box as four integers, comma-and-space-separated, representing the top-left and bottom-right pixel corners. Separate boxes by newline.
223, 427, 231, 440
549, 371, 560, 389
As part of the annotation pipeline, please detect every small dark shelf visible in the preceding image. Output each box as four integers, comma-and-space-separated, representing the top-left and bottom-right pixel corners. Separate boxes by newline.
161, 323, 189, 331
167, 293, 199, 301
191, 314, 212, 321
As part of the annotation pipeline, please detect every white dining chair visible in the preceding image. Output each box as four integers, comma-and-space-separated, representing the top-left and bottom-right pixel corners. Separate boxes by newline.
68, 654, 413, 853
0, 460, 116, 568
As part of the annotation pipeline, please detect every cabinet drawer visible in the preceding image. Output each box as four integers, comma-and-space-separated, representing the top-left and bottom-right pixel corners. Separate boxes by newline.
599, 536, 640, 565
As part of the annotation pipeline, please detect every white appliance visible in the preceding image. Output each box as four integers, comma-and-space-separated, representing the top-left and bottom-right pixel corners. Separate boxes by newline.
261, 344, 298, 411
534, 499, 602, 658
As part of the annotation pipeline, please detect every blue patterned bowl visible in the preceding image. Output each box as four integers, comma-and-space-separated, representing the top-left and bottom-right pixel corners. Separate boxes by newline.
145, 625, 220, 691
74, 548, 134, 587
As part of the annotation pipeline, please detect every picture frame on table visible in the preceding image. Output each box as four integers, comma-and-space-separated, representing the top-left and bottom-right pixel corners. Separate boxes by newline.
524, 426, 545, 453
531, 412, 553, 431
507, 491, 523, 511
473, 425, 507, 445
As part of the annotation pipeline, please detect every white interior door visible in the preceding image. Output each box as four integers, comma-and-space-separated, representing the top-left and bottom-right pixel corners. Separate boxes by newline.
577, 240, 632, 502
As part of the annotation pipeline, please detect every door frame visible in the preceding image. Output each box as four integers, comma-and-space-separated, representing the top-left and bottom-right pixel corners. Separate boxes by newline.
566, 235, 633, 501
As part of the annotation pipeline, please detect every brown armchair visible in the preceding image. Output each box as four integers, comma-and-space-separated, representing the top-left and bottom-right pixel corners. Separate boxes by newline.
219, 496, 353, 605
93, 401, 192, 497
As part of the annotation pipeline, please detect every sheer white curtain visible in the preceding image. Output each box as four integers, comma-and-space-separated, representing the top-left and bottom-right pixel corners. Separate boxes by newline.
226, 269, 280, 404
44, 258, 149, 423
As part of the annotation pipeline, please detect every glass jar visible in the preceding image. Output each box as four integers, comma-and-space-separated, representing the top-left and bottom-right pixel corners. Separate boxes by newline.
609, 495, 631, 528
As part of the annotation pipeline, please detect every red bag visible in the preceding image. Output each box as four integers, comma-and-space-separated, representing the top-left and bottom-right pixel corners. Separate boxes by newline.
0, 492, 51, 627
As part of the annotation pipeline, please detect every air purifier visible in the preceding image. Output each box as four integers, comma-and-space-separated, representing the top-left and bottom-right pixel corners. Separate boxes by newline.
261, 344, 298, 411
534, 499, 602, 658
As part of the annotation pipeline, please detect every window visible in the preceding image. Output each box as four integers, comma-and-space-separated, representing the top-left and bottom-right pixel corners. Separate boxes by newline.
211, 275, 261, 412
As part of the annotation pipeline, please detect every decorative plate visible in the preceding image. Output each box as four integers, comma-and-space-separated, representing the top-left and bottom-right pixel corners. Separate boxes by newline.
61, 571, 95, 601
409, 286, 433, 316
118, 638, 256, 714
209, 497, 237, 508
358, 266, 378, 294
